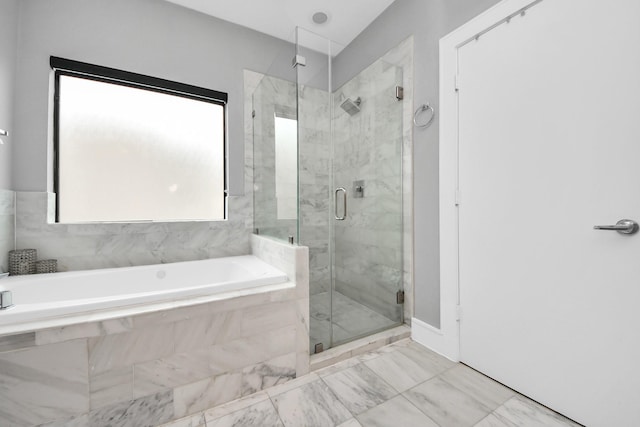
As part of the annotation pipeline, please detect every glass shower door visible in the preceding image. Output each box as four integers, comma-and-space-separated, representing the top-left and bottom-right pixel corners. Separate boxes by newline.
296, 28, 405, 353
330, 60, 404, 346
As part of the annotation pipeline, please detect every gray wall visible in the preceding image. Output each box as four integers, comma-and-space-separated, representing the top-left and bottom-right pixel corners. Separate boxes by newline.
333, 0, 501, 327
11, 0, 297, 195
0, 0, 18, 190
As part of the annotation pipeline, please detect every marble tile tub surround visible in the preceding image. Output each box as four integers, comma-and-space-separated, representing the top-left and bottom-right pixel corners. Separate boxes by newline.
0, 189, 15, 273
14, 189, 253, 273
0, 235, 309, 427
163, 338, 580, 427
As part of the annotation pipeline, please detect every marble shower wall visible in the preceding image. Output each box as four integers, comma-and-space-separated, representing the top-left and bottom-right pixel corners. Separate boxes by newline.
332, 37, 414, 322
0, 189, 15, 273
0, 234, 309, 427
297, 85, 332, 296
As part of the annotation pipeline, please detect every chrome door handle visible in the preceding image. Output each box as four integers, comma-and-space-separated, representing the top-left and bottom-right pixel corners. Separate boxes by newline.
593, 219, 639, 235
335, 187, 347, 220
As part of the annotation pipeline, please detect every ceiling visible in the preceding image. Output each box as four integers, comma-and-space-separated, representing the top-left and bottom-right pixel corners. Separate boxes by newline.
164, 0, 397, 55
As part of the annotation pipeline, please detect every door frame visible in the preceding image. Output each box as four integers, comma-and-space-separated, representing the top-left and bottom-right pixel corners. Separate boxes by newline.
413, 0, 543, 361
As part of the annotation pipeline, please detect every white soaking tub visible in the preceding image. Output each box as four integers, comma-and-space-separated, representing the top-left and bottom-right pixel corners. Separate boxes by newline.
0, 255, 289, 333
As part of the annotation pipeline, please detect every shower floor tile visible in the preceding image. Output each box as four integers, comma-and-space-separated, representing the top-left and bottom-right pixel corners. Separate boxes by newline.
309, 291, 397, 352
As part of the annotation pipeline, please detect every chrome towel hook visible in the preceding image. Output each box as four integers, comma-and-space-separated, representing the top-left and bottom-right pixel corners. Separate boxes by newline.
414, 103, 435, 129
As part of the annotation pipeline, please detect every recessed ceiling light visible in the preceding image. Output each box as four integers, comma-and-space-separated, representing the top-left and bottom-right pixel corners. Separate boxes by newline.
312, 12, 329, 25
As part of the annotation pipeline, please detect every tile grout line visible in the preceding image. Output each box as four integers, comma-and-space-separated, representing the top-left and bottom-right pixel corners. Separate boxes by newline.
319, 356, 405, 423
397, 389, 443, 427
267, 392, 288, 427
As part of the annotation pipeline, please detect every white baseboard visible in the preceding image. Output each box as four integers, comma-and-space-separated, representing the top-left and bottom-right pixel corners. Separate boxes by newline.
411, 317, 460, 362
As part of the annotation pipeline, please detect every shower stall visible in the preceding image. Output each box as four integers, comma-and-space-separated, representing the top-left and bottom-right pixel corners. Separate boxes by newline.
253, 28, 410, 353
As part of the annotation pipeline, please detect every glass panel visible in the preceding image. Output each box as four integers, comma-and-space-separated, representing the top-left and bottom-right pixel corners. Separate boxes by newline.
252, 39, 298, 242
57, 75, 225, 223
296, 28, 334, 353
332, 59, 404, 346
252, 75, 297, 241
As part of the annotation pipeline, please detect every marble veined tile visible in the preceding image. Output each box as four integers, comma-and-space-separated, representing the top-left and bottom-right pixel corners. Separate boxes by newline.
208, 325, 296, 376
363, 348, 439, 392
90, 365, 133, 410
241, 352, 296, 396
439, 364, 516, 411
272, 379, 352, 427
266, 372, 320, 398
88, 389, 173, 427
88, 325, 174, 374
474, 412, 519, 427
314, 357, 361, 378
204, 390, 270, 421
492, 395, 582, 427
207, 399, 283, 427
356, 395, 439, 427
0, 340, 89, 426
173, 310, 242, 353
396, 341, 455, 375
403, 376, 492, 427
157, 412, 205, 427
337, 418, 363, 427
133, 303, 210, 329
173, 372, 242, 418
240, 300, 298, 337
133, 349, 211, 399
0, 332, 35, 352
36, 317, 133, 345
37, 413, 89, 427
322, 363, 397, 415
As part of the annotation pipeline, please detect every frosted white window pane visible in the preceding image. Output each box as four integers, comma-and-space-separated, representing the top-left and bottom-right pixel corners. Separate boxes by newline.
274, 116, 297, 220
57, 75, 225, 223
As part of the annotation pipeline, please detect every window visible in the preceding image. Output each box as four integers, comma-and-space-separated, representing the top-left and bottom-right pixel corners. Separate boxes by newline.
274, 114, 297, 220
51, 57, 227, 223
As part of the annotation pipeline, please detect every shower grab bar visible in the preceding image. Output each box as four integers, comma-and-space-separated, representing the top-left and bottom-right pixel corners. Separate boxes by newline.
335, 187, 347, 220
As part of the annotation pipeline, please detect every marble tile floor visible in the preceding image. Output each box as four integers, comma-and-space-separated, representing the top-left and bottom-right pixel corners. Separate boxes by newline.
161, 338, 581, 427
310, 291, 397, 353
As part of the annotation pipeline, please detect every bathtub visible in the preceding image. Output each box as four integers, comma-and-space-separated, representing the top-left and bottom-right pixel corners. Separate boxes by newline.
0, 255, 289, 334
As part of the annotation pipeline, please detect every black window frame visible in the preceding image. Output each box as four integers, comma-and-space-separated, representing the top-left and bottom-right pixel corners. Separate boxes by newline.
51, 56, 228, 223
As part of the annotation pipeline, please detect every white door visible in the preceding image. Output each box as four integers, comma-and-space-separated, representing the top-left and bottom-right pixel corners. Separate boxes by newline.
457, 1, 640, 426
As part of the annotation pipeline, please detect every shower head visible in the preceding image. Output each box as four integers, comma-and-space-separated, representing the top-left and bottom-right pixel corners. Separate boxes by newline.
340, 97, 361, 116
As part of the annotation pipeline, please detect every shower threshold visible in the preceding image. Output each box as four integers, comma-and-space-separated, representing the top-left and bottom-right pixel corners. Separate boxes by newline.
310, 324, 411, 372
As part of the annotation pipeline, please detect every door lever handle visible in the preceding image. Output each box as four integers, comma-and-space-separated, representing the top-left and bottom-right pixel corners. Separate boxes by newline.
593, 219, 638, 235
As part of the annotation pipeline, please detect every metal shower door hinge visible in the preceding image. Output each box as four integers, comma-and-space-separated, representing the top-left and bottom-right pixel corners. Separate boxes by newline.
395, 86, 404, 100
292, 54, 306, 68
396, 290, 405, 304
314, 343, 324, 354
